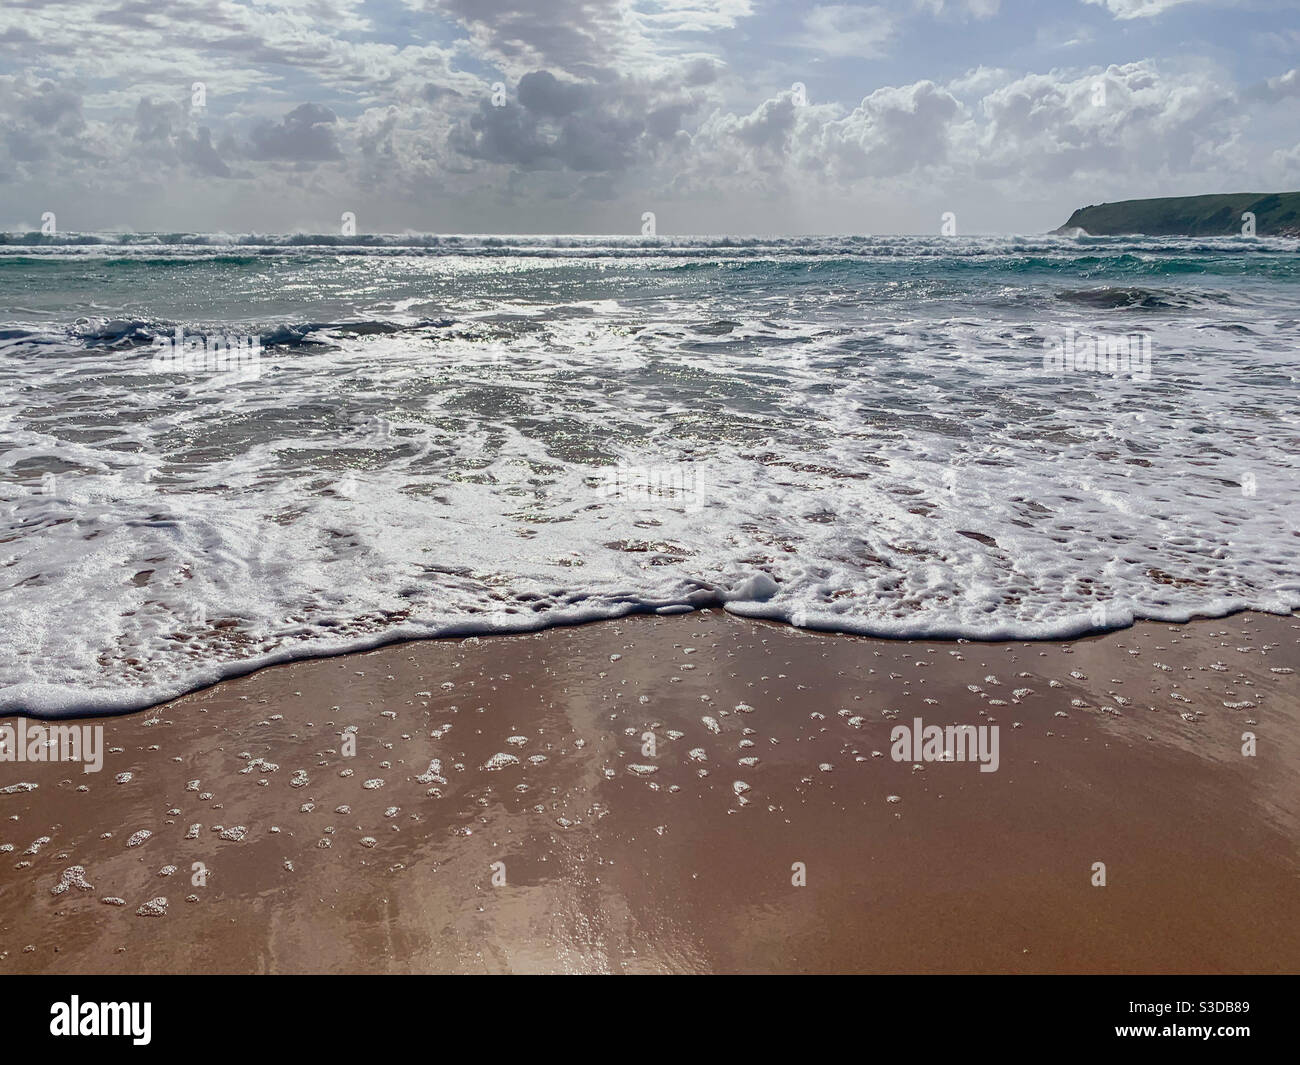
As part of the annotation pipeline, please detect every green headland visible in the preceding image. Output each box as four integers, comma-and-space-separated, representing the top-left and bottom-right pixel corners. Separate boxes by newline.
1057, 192, 1300, 236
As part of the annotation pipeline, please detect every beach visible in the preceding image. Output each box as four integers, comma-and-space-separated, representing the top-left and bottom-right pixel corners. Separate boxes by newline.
3, 608, 1296, 974
4, 0, 1300, 1013
3, 237, 1298, 978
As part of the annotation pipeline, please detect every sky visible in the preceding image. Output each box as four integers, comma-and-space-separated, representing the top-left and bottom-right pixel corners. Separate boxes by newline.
1, 0, 1298, 235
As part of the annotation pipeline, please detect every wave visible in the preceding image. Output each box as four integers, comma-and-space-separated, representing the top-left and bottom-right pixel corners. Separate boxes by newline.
1055, 286, 1237, 310
3, 230, 1298, 253
3, 236, 1297, 287
6, 593, 1295, 720
3, 233, 1298, 718
0, 316, 461, 352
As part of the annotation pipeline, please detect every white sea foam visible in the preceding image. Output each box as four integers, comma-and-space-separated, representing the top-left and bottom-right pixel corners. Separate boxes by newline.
1, 237, 1297, 716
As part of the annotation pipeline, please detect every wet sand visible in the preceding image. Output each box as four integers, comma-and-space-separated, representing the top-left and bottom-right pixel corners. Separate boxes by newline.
2, 609, 1297, 974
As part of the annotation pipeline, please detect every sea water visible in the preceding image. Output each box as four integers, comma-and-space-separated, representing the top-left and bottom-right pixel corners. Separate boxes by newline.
1, 233, 1297, 715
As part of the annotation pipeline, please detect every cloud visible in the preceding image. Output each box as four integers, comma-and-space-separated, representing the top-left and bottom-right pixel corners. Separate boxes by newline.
0, 0, 1295, 233
969, 62, 1243, 183
638, 0, 755, 34
446, 66, 678, 173
813, 80, 962, 180
1251, 67, 1300, 100
731, 93, 800, 152
247, 103, 343, 161
416, 0, 639, 74
1080, 0, 1200, 19
517, 70, 595, 117
16, 79, 84, 131
0, 76, 94, 177
795, 6, 896, 58
128, 96, 239, 177
180, 126, 236, 177
946, 66, 1014, 97
913, 0, 1001, 19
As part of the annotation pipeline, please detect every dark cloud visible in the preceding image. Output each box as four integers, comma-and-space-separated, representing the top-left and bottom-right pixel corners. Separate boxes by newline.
517, 71, 593, 118
179, 127, 233, 178
134, 97, 177, 143
0, 78, 91, 180
683, 58, 721, 87
646, 103, 691, 140
95, 2, 162, 30
448, 68, 651, 173
127, 97, 235, 177
425, 0, 629, 74
420, 82, 463, 103
19, 80, 83, 131
448, 99, 559, 167
247, 103, 342, 161
557, 110, 642, 171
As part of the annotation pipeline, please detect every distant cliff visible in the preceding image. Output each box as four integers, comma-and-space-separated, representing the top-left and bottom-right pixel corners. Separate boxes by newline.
1057, 192, 1300, 237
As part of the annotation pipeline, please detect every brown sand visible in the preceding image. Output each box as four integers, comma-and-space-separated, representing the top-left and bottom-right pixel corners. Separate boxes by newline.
1, 609, 1297, 974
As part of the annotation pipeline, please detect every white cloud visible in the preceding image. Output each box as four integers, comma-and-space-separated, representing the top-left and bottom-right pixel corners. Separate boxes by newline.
946, 66, 1014, 97
795, 6, 896, 59
1081, 0, 1200, 19
1257, 67, 1300, 99
913, 0, 1001, 19
637, 0, 755, 33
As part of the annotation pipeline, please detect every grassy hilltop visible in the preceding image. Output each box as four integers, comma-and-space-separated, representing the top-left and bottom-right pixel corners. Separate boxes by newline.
1058, 192, 1300, 236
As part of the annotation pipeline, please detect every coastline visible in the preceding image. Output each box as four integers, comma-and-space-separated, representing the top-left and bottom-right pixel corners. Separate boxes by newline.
2, 609, 1297, 974
9, 598, 1300, 722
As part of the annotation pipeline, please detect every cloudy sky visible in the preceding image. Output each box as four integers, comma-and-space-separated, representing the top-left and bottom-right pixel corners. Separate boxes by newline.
2, 0, 1298, 235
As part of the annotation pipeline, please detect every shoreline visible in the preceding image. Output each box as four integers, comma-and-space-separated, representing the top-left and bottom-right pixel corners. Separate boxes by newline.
8, 600, 1300, 722
2, 608, 1297, 973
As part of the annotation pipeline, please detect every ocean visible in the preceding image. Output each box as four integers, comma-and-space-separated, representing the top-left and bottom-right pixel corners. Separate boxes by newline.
1, 233, 1297, 715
